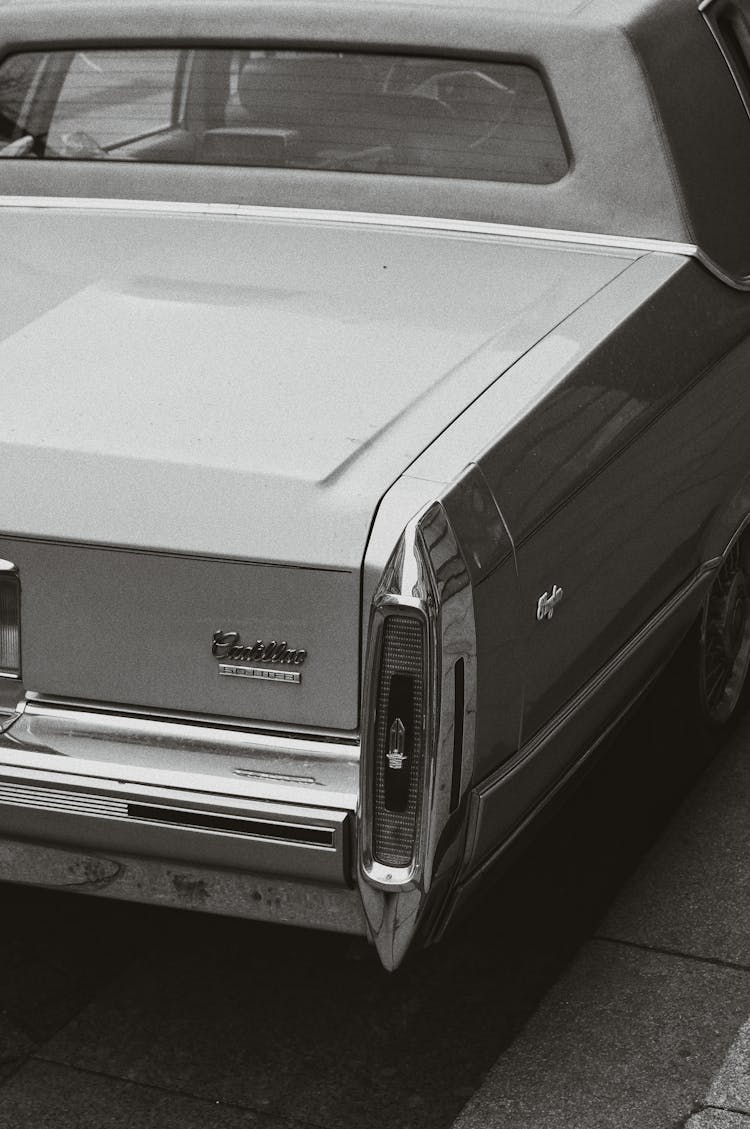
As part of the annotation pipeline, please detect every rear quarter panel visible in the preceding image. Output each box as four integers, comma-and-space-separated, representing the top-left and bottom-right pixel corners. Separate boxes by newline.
458, 256, 750, 875
405, 253, 750, 883
490, 260, 750, 749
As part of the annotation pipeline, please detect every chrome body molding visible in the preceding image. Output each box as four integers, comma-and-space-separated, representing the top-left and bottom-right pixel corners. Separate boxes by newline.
0, 706, 23, 735
0, 192, 702, 262
0, 699, 358, 808
699, 0, 750, 120
2, 194, 745, 288
357, 502, 476, 970
461, 558, 721, 881
25, 693, 359, 745
697, 0, 750, 288
0, 778, 338, 851
695, 248, 750, 292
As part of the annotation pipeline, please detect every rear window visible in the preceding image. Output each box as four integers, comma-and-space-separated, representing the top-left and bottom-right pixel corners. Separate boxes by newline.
0, 48, 568, 184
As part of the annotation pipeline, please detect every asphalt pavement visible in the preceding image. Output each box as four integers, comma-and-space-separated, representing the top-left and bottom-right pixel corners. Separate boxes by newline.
0, 668, 749, 1128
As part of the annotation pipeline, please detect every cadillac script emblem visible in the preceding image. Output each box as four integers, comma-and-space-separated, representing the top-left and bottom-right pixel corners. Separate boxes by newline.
536, 585, 564, 621
212, 630, 307, 685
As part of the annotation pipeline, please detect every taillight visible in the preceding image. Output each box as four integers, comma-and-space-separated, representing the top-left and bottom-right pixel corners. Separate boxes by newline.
359, 515, 437, 892
0, 561, 20, 678
372, 613, 427, 868
358, 495, 478, 969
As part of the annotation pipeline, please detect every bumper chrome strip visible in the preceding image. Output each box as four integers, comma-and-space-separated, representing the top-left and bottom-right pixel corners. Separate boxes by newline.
2, 700, 359, 808
0, 701, 358, 886
0, 780, 336, 848
0, 782, 123, 818
126, 802, 335, 847
25, 693, 358, 749
0, 760, 352, 884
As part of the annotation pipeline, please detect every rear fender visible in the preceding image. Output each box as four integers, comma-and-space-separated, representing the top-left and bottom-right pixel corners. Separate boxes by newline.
701, 471, 750, 564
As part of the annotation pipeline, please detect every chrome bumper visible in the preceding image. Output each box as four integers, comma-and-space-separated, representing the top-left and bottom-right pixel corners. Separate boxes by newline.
0, 836, 366, 933
0, 699, 365, 934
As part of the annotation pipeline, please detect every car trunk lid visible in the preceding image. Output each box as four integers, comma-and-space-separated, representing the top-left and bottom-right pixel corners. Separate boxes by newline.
0, 202, 635, 729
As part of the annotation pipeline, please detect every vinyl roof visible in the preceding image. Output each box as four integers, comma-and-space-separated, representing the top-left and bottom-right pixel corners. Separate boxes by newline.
1, 0, 748, 283
0, 0, 694, 22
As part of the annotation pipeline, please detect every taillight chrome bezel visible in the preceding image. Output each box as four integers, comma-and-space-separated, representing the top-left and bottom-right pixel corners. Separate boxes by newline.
358, 500, 477, 967
0, 560, 21, 680
359, 502, 476, 900
0, 559, 23, 719
360, 591, 437, 890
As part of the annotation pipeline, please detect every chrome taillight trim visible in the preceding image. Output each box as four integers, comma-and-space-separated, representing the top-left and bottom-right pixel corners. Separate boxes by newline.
359, 515, 438, 890
0, 559, 20, 674
0, 561, 22, 715
360, 598, 436, 888
358, 502, 477, 968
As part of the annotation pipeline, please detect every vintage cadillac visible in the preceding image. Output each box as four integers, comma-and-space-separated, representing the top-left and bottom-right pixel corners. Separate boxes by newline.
1, 0, 750, 969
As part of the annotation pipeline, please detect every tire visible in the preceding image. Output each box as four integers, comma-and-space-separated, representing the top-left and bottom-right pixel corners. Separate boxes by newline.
697, 533, 750, 729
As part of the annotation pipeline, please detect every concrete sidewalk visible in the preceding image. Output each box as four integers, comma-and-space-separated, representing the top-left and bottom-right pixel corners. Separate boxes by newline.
452, 706, 750, 1129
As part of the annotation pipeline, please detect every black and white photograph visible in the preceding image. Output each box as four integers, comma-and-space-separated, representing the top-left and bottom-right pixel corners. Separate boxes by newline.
2, 1, 750, 1125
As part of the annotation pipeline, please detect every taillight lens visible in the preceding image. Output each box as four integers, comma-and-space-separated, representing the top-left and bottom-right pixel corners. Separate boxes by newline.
372, 614, 427, 868
0, 563, 20, 677
358, 501, 477, 968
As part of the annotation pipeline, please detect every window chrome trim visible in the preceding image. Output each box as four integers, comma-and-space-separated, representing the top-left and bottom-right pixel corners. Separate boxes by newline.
6, 193, 748, 287
0, 192, 693, 251
699, 0, 750, 121
4, 193, 748, 287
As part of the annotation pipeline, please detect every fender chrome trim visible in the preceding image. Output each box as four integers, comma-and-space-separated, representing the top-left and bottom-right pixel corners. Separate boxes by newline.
463, 558, 722, 878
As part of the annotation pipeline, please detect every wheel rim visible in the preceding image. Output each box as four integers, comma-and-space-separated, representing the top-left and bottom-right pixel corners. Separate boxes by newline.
700, 541, 750, 725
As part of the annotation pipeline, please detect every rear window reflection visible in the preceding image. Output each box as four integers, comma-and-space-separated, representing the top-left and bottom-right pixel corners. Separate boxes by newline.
0, 48, 568, 184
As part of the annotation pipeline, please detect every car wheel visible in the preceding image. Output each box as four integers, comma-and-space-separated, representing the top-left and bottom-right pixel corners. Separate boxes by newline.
698, 536, 750, 728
